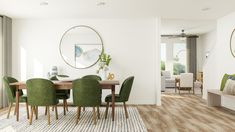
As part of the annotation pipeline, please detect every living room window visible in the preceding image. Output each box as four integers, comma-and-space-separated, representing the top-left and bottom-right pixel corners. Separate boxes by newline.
161, 38, 187, 75
173, 43, 186, 75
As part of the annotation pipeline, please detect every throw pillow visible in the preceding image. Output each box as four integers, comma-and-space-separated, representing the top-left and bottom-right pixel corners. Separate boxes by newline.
220, 74, 235, 91
228, 75, 235, 80
223, 79, 235, 95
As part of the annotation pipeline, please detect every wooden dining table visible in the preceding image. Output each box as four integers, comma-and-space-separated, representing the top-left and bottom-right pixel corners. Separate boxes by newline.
10, 80, 120, 122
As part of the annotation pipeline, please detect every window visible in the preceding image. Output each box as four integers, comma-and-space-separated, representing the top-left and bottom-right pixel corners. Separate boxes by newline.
161, 43, 166, 71
161, 38, 187, 75
173, 43, 186, 75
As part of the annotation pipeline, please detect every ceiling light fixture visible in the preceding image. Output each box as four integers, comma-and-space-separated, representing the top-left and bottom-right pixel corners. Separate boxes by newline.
201, 7, 211, 11
40, 1, 49, 6
97, 2, 106, 6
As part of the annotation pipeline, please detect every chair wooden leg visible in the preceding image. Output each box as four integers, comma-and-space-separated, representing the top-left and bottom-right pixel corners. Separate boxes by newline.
26, 100, 29, 119
76, 106, 80, 124
14, 105, 16, 115
65, 100, 68, 111
29, 106, 34, 125
123, 102, 129, 119
78, 106, 81, 120
52, 106, 54, 111
35, 106, 38, 120
93, 107, 97, 125
63, 99, 66, 115
54, 105, 58, 120
83, 107, 85, 111
105, 102, 109, 119
47, 106, 50, 125
97, 106, 100, 119
45, 107, 47, 115
7, 103, 13, 119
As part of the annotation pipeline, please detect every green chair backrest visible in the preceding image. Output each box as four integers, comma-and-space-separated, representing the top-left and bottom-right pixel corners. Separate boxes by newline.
119, 76, 134, 102
72, 79, 101, 107
26, 78, 57, 106
82, 75, 102, 81
3, 76, 23, 103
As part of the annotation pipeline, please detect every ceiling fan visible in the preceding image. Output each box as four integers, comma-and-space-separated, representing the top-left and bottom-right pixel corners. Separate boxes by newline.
161, 29, 193, 38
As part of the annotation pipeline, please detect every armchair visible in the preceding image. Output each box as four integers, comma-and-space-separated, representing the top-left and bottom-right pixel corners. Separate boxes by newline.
177, 73, 194, 94
161, 71, 176, 88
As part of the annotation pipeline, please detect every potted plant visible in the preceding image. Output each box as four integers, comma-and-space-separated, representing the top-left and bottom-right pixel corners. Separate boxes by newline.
97, 53, 111, 80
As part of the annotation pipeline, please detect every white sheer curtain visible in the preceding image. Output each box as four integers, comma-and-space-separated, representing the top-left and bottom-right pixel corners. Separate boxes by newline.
0, 16, 12, 108
0, 16, 6, 108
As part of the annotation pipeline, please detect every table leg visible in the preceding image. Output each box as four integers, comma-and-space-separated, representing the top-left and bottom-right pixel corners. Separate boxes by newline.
111, 85, 115, 121
15, 88, 19, 121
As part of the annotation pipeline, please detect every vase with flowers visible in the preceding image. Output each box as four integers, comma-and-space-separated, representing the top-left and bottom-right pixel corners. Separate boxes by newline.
96, 53, 111, 80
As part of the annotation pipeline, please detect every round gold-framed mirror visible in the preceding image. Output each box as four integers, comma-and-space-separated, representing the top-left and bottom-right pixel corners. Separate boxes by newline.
59, 25, 104, 69
230, 28, 235, 57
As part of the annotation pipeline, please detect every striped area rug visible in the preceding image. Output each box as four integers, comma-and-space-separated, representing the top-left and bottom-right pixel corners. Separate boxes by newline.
0, 106, 147, 132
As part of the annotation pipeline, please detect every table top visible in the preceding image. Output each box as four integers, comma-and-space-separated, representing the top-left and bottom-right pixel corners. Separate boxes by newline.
10, 80, 120, 86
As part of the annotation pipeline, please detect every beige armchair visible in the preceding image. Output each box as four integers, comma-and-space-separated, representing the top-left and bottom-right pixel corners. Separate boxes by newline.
161, 71, 176, 88
177, 73, 194, 94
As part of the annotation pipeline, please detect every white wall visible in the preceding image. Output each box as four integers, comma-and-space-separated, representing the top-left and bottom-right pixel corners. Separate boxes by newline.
12, 18, 161, 105
198, 30, 217, 99
196, 36, 203, 71
215, 12, 235, 109
215, 12, 235, 82
202, 11, 235, 110
198, 30, 217, 70
0, 17, 3, 108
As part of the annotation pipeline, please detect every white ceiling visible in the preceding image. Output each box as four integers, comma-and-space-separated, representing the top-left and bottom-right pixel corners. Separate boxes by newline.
0, 0, 234, 34
161, 19, 216, 35
0, 0, 235, 19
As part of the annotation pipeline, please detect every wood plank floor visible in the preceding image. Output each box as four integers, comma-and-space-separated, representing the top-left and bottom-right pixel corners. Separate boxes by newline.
137, 91, 235, 132
1, 91, 235, 132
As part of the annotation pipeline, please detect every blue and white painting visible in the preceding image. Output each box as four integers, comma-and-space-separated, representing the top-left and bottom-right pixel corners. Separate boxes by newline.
75, 45, 83, 57
75, 44, 102, 68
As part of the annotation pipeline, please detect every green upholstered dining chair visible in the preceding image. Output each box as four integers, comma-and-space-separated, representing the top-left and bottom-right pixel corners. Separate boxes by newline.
3, 76, 29, 119
105, 76, 134, 119
50, 75, 70, 115
81, 75, 102, 111
26, 78, 59, 125
72, 79, 101, 125
82, 75, 102, 81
